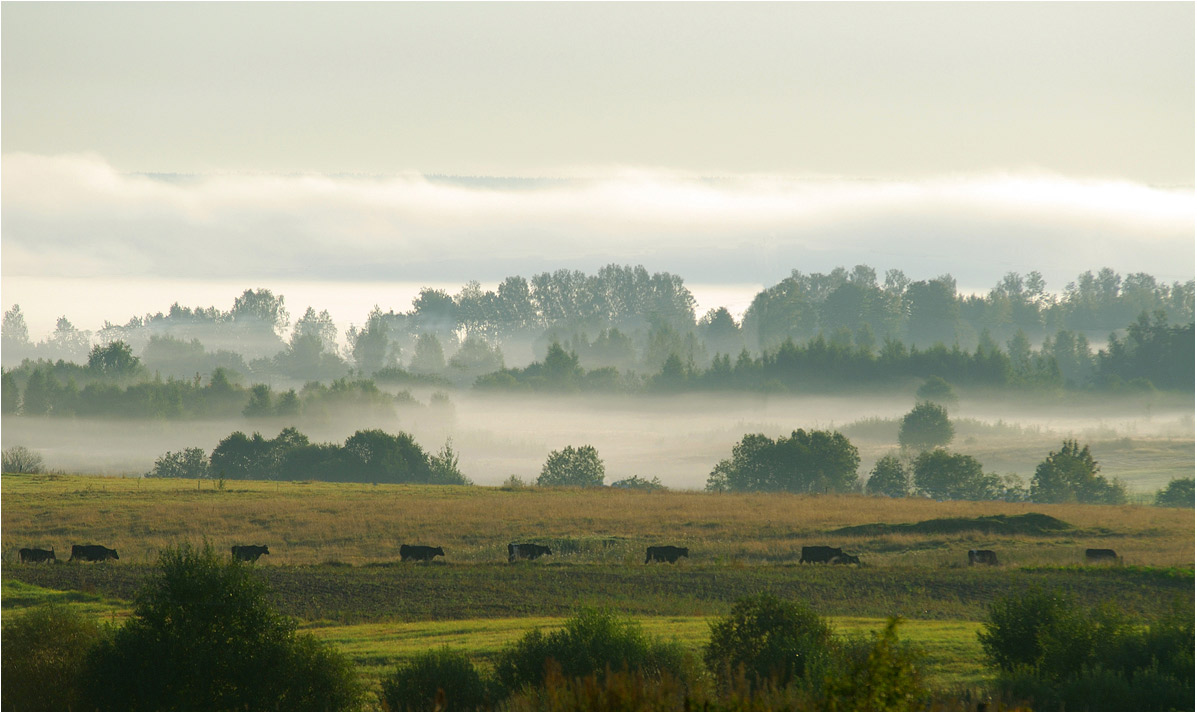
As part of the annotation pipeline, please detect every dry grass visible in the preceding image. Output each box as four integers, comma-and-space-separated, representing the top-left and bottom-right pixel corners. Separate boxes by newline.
3, 474, 1192, 567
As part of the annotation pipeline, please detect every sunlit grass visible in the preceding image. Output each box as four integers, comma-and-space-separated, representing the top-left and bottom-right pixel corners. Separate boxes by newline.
300, 615, 988, 688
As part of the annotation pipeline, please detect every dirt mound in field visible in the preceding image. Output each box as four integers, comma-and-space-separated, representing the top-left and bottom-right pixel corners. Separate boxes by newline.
832, 512, 1071, 537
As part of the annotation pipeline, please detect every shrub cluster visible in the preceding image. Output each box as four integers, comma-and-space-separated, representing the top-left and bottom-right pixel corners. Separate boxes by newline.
3, 544, 362, 711
980, 589, 1194, 710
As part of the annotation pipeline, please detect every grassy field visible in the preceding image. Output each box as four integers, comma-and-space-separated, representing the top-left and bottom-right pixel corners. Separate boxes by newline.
3, 473, 1193, 566
3, 473, 1192, 705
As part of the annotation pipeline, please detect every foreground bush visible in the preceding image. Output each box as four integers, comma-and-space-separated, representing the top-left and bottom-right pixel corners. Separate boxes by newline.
381, 647, 490, 711
979, 590, 1194, 710
704, 593, 835, 688
79, 543, 362, 710
1, 604, 109, 711
821, 617, 930, 711
494, 608, 687, 695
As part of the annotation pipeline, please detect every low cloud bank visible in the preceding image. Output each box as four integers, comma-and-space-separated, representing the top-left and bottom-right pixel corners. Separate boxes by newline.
3, 152, 1192, 291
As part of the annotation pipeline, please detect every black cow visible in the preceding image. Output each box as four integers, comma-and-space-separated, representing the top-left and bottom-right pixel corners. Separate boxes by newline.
1085, 548, 1119, 563
968, 549, 999, 566
508, 543, 552, 562
800, 546, 860, 565
400, 544, 444, 562
69, 544, 119, 562
232, 545, 270, 562
645, 545, 689, 563
19, 547, 55, 564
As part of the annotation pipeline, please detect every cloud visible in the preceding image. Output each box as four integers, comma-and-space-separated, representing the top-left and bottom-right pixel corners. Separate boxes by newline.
2, 152, 1192, 292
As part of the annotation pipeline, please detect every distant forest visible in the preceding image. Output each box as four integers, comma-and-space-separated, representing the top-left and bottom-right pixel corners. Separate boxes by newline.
1, 264, 1192, 419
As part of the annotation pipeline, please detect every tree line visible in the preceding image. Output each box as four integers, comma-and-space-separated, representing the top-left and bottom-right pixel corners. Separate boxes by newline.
2, 307, 1191, 422
3, 264, 1192, 385
148, 427, 469, 485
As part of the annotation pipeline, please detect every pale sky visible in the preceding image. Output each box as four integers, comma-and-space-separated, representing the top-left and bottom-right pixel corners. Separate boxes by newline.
3, 2, 1193, 182
1, 2, 1194, 339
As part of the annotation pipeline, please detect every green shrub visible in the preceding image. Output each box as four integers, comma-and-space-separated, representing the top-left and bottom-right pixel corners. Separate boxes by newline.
1, 604, 109, 711
79, 543, 362, 711
1154, 477, 1195, 507
981, 591, 1194, 711
703, 593, 834, 688
494, 608, 686, 695
820, 617, 930, 711
381, 647, 490, 711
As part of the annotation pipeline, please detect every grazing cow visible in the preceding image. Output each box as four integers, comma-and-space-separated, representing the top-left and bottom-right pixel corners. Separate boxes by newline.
645, 545, 689, 564
19, 547, 56, 564
231, 545, 270, 562
968, 549, 999, 566
1085, 548, 1119, 563
508, 543, 553, 562
69, 544, 119, 562
800, 546, 860, 565
400, 544, 444, 562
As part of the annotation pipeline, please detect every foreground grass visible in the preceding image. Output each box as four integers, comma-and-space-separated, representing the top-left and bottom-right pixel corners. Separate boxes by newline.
300, 615, 987, 689
0, 581, 987, 692
3, 473, 1192, 567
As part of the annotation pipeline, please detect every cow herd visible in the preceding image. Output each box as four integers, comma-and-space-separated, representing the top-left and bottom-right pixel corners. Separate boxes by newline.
19, 545, 119, 563
15, 543, 1121, 567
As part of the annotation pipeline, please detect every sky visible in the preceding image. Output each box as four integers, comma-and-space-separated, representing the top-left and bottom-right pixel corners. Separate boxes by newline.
2, 2, 1194, 338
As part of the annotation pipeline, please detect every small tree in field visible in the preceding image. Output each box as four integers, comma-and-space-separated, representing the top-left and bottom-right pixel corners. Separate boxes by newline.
1155, 478, 1194, 508
2, 445, 45, 474
538, 445, 605, 487
866, 454, 910, 497
913, 449, 1001, 501
898, 402, 954, 452
1030, 440, 1125, 505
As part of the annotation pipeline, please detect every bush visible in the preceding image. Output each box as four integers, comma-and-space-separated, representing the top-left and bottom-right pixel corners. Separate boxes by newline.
979, 590, 1194, 711
495, 608, 686, 695
2, 445, 45, 474
381, 647, 490, 711
704, 593, 835, 688
1, 604, 109, 711
821, 617, 930, 711
1154, 477, 1194, 508
537, 445, 606, 487
79, 543, 362, 710
146, 447, 210, 479
610, 475, 667, 491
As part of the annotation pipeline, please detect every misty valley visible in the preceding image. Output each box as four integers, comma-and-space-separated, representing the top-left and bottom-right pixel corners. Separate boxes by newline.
1, 263, 1192, 496
4, 263, 1194, 711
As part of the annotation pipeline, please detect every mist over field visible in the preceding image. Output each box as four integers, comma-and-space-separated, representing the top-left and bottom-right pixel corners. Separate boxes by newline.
4, 387, 1190, 494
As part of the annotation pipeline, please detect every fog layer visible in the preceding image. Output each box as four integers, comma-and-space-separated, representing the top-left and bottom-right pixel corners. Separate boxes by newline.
4, 390, 1190, 493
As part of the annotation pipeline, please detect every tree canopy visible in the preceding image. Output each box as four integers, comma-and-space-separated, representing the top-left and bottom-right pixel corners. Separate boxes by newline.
707, 429, 860, 494
538, 445, 605, 487
898, 402, 954, 452
1030, 440, 1125, 505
